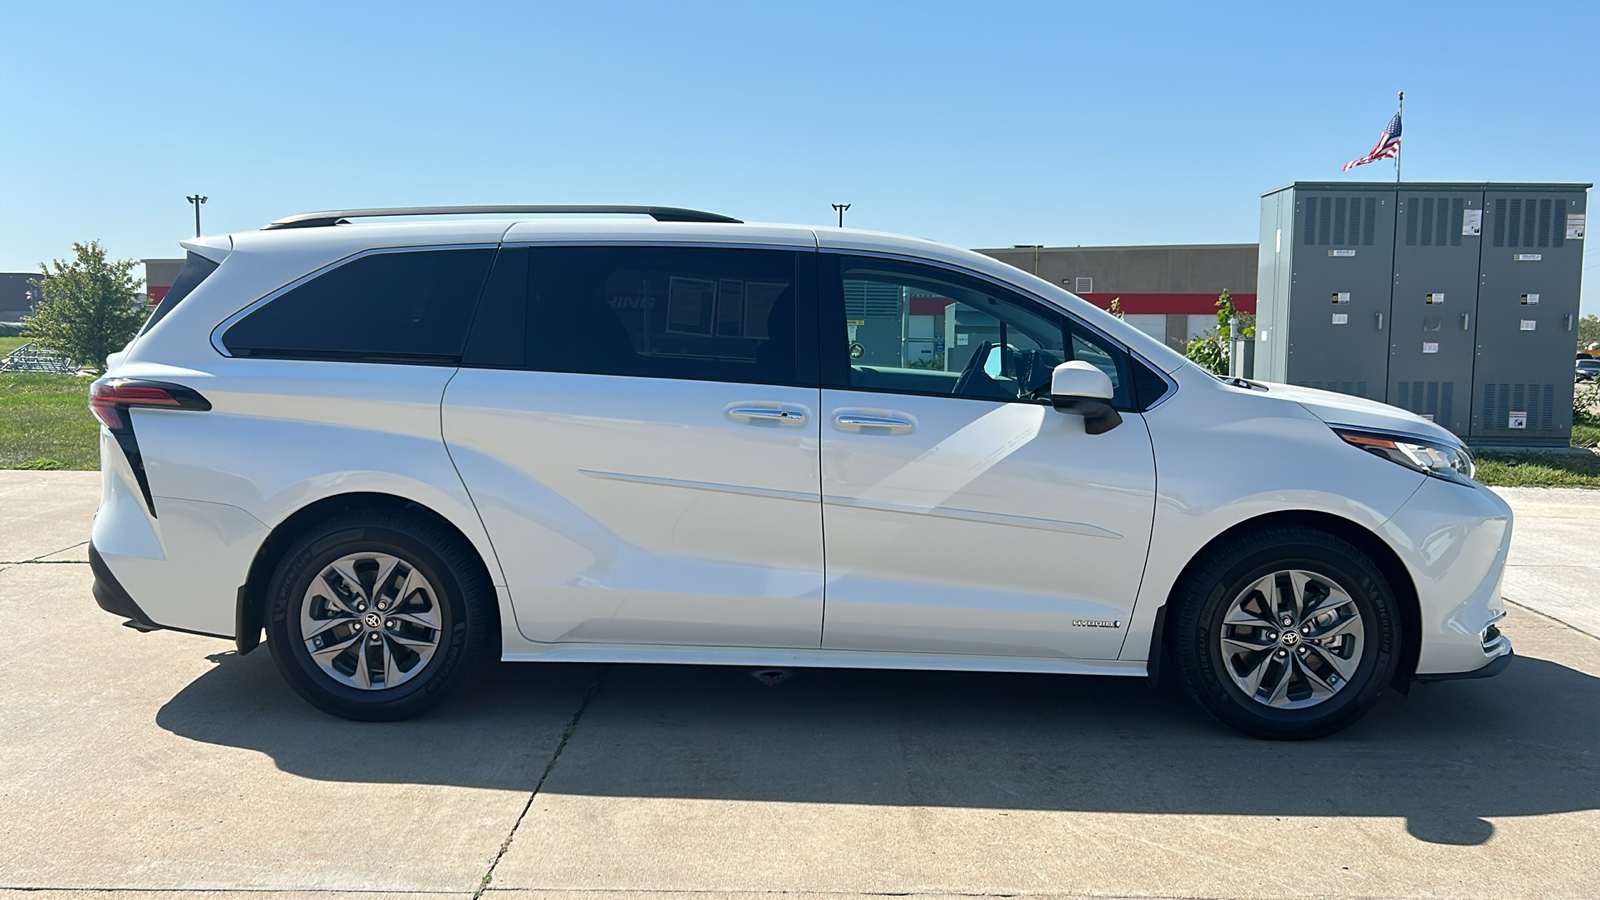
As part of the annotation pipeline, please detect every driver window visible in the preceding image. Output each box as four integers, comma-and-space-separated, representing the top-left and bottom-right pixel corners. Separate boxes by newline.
838, 257, 1126, 406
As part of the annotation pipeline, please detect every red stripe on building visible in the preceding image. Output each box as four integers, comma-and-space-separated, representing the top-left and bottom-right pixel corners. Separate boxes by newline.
1078, 293, 1256, 315
147, 286, 170, 304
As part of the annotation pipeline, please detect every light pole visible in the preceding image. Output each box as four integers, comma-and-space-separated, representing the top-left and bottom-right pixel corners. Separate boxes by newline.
832, 203, 851, 227
187, 194, 208, 237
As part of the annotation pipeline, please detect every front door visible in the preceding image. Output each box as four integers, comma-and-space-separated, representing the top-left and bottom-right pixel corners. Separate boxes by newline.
443, 244, 825, 648
818, 254, 1157, 660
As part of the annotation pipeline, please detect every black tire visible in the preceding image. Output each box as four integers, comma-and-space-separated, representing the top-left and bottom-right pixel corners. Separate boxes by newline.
265, 508, 493, 721
1171, 526, 1399, 740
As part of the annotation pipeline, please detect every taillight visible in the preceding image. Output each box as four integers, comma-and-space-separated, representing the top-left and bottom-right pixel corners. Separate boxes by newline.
89, 378, 211, 431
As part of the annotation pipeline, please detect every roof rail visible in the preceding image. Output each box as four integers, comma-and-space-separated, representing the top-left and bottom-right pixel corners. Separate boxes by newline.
263, 205, 742, 230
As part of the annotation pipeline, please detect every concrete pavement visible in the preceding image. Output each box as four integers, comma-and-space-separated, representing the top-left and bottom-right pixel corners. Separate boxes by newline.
2, 472, 1597, 899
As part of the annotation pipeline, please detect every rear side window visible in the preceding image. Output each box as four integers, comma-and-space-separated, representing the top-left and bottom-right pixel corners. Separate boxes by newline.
222, 248, 495, 364
517, 246, 802, 386
139, 252, 219, 335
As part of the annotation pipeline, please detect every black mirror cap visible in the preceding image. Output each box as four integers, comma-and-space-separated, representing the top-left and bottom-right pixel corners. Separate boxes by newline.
1051, 396, 1123, 435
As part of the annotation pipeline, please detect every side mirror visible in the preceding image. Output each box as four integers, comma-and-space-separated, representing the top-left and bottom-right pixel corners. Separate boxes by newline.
1049, 361, 1123, 435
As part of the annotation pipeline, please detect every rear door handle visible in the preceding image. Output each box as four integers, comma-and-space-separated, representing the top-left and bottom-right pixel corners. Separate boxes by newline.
833, 411, 915, 434
727, 404, 809, 426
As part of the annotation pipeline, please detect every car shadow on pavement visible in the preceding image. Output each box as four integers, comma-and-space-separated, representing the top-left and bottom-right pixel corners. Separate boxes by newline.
158, 648, 1598, 846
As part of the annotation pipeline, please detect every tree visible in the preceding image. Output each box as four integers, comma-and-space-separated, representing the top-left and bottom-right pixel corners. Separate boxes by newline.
22, 241, 145, 374
1578, 313, 1600, 352
1185, 289, 1254, 375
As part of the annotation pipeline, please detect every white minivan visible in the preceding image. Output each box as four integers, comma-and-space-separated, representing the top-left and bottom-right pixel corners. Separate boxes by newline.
89, 206, 1512, 739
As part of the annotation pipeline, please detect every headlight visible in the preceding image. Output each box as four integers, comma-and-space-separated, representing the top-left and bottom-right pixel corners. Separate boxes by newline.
1334, 428, 1476, 484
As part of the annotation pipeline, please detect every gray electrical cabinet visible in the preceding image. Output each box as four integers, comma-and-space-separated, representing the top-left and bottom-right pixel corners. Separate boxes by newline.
1256, 181, 1589, 445
1389, 190, 1484, 436
1472, 189, 1588, 443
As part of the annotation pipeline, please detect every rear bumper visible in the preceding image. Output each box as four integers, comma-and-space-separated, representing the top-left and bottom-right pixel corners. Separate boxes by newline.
88, 542, 161, 632
89, 541, 231, 639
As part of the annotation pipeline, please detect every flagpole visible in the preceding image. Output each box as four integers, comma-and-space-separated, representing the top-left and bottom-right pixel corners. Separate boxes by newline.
1395, 90, 1404, 183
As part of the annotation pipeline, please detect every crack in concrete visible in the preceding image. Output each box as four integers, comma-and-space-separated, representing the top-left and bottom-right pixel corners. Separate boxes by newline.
1, 540, 90, 565
472, 668, 607, 900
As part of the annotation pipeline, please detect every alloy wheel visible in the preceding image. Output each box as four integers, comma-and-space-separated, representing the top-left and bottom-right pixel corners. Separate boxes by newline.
299, 552, 442, 690
1218, 569, 1365, 709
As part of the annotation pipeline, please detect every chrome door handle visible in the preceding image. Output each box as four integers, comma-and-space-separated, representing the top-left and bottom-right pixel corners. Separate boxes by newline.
833, 413, 915, 434
727, 405, 808, 425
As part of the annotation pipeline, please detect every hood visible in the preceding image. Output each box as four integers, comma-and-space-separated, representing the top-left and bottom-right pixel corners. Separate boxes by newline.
1253, 381, 1463, 446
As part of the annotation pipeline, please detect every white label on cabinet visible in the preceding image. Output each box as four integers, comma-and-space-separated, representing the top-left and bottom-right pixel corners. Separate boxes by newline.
1463, 209, 1483, 235
1332, 313, 1348, 325
1509, 411, 1527, 429
1521, 293, 1540, 305
1332, 292, 1350, 304
1426, 292, 1445, 305
1515, 253, 1542, 261
1422, 342, 1439, 354
1520, 319, 1537, 331
1329, 249, 1356, 257
1568, 213, 1586, 240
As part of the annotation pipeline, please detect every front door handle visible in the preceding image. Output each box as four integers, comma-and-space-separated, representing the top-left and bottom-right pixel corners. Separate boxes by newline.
833, 412, 916, 434
727, 404, 809, 426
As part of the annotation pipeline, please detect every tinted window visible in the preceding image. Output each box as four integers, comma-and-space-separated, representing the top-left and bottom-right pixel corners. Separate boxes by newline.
139, 252, 219, 335
523, 246, 801, 385
827, 255, 1134, 409
222, 248, 495, 363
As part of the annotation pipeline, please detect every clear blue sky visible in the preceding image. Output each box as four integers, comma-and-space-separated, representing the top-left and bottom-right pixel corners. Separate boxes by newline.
3, 0, 1596, 312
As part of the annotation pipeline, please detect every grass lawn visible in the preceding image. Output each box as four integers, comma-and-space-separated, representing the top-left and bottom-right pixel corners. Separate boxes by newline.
0, 374, 99, 469
0, 336, 32, 356
1473, 451, 1600, 489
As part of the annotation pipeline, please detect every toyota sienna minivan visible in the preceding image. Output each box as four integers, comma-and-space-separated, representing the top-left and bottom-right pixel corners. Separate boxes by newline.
88, 205, 1513, 739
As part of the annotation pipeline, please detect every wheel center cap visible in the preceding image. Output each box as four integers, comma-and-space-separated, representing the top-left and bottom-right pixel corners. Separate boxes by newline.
1281, 630, 1301, 647
363, 612, 382, 629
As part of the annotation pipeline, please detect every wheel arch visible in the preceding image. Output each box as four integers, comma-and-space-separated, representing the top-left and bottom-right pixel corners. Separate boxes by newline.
234, 492, 500, 656
1152, 509, 1422, 693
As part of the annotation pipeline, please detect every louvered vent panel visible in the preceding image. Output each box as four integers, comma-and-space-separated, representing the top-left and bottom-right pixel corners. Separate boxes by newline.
1537, 199, 1553, 247
1509, 200, 1523, 247
1075, 277, 1093, 293
1554, 202, 1566, 248
1404, 197, 1419, 246
1420, 198, 1435, 246
1440, 382, 1454, 426
1333, 198, 1348, 244
845, 281, 902, 319
1319, 198, 1333, 245
1450, 199, 1464, 246
1304, 198, 1318, 245
1436, 199, 1450, 245
1348, 199, 1362, 245
1362, 198, 1377, 245
1492, 199, 1507, 246
1478, 383, 1559, 433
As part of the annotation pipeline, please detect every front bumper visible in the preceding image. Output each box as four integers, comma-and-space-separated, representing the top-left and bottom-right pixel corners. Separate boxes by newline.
1381, 476, 1515, 679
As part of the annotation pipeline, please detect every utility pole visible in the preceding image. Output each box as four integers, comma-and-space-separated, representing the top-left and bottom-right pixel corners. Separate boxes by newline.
187, 194, 208, 237
832, 203, 851, 227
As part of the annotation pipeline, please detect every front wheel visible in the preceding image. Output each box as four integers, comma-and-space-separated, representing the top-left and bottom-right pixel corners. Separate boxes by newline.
1172, 527, 1399, 740
265, 509, 492, 720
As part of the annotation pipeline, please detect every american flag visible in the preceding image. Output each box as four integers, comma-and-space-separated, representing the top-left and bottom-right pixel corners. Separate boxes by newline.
1342, 111, 1402, 172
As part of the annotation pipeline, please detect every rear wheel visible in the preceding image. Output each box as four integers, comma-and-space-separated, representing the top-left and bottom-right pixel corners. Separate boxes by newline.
1172, 526, 1399, 740
265, 509, 492, 720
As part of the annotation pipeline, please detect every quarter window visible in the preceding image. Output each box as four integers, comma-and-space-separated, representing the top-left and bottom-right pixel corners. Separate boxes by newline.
221, 248, 496, 363
519, 246, 801, 386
